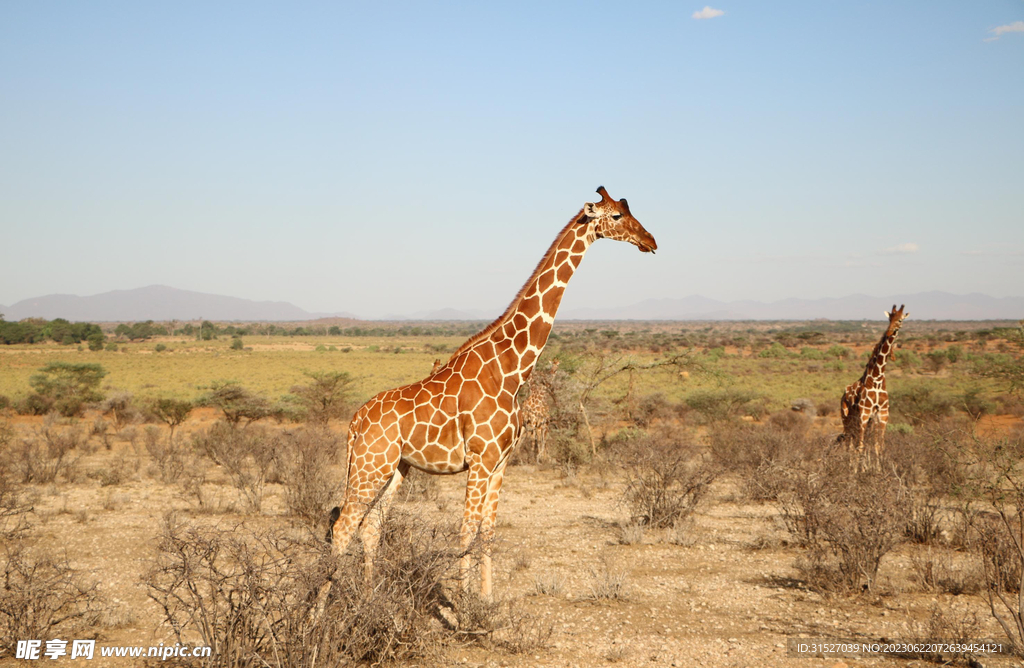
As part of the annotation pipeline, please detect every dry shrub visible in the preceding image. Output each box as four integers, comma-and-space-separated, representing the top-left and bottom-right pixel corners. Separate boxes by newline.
584, 555, 631, 601
533, 573, 565, 597
456, 595, 552, 654
621, 427, 716, 529
144, 512, 541, 667
485, 600, 552, 654
631, 393, 680, 428
775, 450, 911, 593
278, 427, 343, 526
91, 451, 140, 487
0, 542, 104, 655
144, 427, 200, 485
0, 461, 31, 540
886, 429, 965, 545
617, 522, 646, 545
915, 602, 986, 665
5, 416, 83, 484
768, 409, 811, 435
397, 469, 442, 503
911, 550, 983, 595
944, 430, 1024, 654
145, 516, 324, 668
890, 386, 957, 425
684, 388, 768, 423
101, 391, 144, 431
547, 427, 591, 470
193, 422, 278, 513
708, 422, 819, 474
709, 422, 823, 503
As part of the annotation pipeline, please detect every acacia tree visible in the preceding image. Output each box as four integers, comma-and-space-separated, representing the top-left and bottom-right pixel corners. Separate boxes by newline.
290, 371, 355, 426
556, 351, 702, 455
206, 383, 271, 427
28, 362, 107, 417
151, 398, 193, 440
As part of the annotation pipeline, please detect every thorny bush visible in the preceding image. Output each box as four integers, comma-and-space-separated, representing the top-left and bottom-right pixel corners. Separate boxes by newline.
144, 512, 547, 667
621, 426, 717, 529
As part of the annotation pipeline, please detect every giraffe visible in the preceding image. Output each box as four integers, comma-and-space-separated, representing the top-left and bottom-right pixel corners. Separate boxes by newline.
520, 359, 559, 462
838, 304, 908, 467
326, 187, 656, 598
431, 358, 443, 374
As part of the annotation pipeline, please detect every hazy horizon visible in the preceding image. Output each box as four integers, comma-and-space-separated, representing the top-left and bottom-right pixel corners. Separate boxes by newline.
2, 2, 1022, 319
2, 284, 1022, 323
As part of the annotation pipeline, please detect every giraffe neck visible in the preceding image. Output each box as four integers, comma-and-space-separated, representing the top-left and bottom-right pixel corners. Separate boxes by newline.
449, 211, 594, 382
862, 330, 898, 388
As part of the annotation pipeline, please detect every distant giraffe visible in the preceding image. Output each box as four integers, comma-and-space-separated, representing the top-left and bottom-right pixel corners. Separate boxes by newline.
431, 358, 443, 374
520, 359, 559, 462
838, 304, 908, 466
323, 187, 657, 599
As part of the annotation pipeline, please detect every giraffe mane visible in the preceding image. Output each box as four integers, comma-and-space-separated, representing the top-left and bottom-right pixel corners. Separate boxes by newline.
446, 208, 587, 362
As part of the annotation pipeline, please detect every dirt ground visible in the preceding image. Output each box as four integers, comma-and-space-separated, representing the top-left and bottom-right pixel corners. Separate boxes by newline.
4, 411, 1024, 667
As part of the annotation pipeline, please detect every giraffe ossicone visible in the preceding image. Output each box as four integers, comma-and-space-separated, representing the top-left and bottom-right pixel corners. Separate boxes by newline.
838, 303, 908, 468
326, 187, 657, 599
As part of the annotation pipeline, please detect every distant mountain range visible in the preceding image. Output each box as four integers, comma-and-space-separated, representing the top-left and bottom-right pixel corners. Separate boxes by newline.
0, 285, 356, 322
1, 286, 1021, 322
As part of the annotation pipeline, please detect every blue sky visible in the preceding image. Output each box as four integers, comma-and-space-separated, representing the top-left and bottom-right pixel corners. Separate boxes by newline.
1, 1, 1021, 318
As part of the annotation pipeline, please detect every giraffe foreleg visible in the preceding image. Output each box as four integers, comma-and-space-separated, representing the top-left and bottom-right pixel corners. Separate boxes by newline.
459, 456, 490, 593
478, 458, 508, 599
874, 396, 890, 469
855, 406, 872, 472
536, 422, 548, 463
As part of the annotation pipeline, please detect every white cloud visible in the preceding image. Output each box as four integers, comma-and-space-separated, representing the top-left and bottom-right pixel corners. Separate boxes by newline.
880, 242, 920, 255
692, 6, 724, 20
985, 20, 1024, 41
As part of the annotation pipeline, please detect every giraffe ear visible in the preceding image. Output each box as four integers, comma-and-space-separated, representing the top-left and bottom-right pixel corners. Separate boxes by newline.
884, 311, 890, 319
582, 203, 597, 219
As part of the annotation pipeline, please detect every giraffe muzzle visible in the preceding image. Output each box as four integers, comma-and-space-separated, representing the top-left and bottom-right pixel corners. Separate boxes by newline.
636, 234, 658, 254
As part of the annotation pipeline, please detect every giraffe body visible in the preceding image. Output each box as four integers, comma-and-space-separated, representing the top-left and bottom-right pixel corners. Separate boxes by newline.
327, 187, 656, 597
838, 304, 908, 467
520, 359, 559, 462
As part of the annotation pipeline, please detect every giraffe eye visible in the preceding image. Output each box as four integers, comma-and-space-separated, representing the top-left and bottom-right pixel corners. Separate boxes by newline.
612, 214, 622, 220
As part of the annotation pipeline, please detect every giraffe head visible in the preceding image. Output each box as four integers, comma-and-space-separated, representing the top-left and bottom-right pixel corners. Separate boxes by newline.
582, 186, 657, 253
883, 304, 908, 335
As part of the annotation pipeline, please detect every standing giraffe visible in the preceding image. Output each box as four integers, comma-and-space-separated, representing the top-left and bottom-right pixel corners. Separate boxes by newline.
838, 304, 908, 466
521, 359, 559, 462
327, 187, 656, 598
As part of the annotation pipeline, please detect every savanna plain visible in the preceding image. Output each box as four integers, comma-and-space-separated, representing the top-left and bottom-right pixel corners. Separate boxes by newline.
2, 318, 1024, 668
